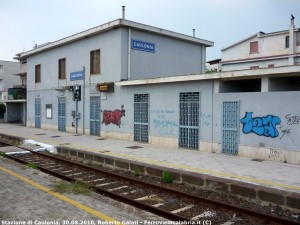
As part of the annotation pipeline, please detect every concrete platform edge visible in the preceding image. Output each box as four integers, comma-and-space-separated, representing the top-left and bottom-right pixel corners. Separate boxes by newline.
56, 145, 300, 211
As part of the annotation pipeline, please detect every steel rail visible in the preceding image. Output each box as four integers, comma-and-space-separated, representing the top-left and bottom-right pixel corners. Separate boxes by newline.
5, 149, 300, 224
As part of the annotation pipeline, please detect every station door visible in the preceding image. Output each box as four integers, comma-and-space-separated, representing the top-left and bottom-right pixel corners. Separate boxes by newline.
134, 94, 149, 143
90, 96, 100, 136
179, 92, 200, 149
58, 97, 66, 132
35, 98, 41, 128
222, 101, 239, 155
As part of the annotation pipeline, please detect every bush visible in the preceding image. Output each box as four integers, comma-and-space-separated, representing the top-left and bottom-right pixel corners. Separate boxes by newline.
162, 171, 173, 183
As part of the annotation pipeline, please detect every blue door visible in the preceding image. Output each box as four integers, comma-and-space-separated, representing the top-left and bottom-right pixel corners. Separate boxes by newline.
222, 101, 239, 155
58, 97, 66, 132
35, 98, 41, 128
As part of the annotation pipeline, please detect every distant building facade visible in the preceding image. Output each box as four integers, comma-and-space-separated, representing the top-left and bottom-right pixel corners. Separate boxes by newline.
221, 16, 300, 71
0, 60, 26, 124
0, 60, 20, 101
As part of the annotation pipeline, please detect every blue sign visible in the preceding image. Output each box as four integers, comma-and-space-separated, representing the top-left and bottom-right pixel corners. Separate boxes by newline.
131, 39, 155, 53
70, 71, 84, 81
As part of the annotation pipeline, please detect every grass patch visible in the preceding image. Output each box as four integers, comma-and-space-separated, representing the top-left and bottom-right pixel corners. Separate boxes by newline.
162, 171, 173, 183
27, 162, 38, 169
52, 180, 93, 196
0, 152, 5, 157
133, 166, 141, 177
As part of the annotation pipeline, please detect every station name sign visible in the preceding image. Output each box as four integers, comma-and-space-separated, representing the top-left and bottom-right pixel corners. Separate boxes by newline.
70, 71, 84, 81
131, 39, 155, 53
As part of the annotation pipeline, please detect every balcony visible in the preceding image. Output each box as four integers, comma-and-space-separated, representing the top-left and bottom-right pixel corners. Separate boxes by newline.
7, 87, 26, 101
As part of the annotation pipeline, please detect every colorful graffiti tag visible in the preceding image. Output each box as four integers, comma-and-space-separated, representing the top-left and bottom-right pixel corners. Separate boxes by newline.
240, 112, 281, 138
102, 105, 125, 128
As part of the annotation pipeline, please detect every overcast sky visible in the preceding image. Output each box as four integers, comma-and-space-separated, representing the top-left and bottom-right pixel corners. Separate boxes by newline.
1, 0, 300, 62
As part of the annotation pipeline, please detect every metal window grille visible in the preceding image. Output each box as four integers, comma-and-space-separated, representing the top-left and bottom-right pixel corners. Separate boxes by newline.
35, 98, 41, 128
58, 97, 66, 132
90, 96, 100, 136
134, 94, 149, 142
222, 101, 239, 155
179, 92, 200, 149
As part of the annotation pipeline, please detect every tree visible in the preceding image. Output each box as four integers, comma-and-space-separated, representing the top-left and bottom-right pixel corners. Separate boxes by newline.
0, 103, 6, 118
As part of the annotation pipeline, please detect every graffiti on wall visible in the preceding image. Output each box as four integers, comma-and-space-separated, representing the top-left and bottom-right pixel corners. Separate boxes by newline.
102, 105, 125, 128
269, 149, 283, 160
151, 109, 177, 136
240, 112, 281, 138
285, 114, 300, 126
200, 113, 211, 127
278, 114, 300, 142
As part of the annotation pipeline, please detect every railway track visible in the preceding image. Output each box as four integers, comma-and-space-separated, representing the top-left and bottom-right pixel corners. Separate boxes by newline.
4, 149, 300, 225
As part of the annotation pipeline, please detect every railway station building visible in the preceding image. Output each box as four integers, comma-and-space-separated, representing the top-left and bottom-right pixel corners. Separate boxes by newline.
16, 16, 300, 164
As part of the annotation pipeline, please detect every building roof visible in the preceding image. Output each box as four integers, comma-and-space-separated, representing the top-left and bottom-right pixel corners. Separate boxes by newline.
206, 58, 221, 64
221, 29, 293, 51
16, 19, 214, 59
116, 65, 300, 86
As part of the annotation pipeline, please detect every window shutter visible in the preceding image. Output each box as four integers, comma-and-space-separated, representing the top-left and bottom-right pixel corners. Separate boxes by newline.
250, 41, 258, 53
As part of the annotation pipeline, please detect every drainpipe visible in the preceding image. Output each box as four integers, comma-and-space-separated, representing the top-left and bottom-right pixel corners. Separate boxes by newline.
128, 27, 131, 80
82, 66, 85, 134
289, 15, 295, 65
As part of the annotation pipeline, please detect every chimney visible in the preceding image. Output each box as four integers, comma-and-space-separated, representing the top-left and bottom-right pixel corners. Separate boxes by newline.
122, 6, 125, 19
289, 14, 295, 64
291, 14, 295, 28
193, 29, 195, 37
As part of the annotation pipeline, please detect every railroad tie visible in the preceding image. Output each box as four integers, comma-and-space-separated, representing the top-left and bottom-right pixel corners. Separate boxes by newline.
171, 205, 194, 214
191, 210, 217, 220
69, 172, 85, 176
108, 186, 128, 192
220, 222, 234, 225
51, 167, 66, 171
152, 203, 164, 208
135, 194, 157, 201
120, 190, 138, 195
86, 178, 106, 183
95, 182, 116, 187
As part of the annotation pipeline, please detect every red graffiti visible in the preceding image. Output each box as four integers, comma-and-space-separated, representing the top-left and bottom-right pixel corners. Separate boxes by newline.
102, 105, 125, 127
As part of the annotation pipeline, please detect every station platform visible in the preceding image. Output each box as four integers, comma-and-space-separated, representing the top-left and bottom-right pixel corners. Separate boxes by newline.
0, 123, 300, 210
0, 154, 161, 223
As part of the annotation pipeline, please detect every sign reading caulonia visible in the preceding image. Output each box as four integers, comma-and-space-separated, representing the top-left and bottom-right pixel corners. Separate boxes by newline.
70, 71, 84, 81
131, 39, 155, 53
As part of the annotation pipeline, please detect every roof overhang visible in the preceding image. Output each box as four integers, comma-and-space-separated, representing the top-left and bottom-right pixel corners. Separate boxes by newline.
116, 65, 300, 86
17, 19, 213, 59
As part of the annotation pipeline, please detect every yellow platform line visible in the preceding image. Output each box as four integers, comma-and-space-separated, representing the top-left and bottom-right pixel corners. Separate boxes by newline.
0, 165, 122, 224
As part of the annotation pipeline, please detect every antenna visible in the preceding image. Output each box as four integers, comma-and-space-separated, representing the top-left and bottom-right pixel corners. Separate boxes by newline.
122, 6, 125, 19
